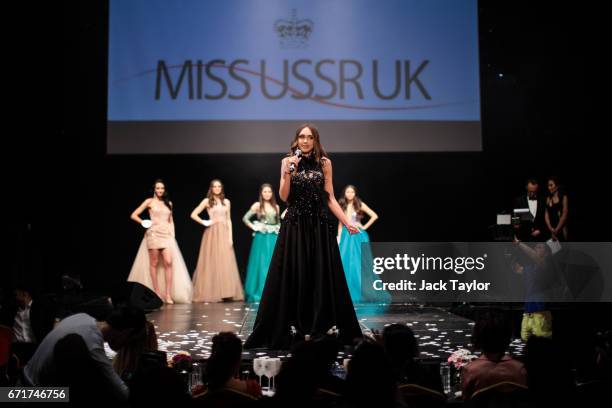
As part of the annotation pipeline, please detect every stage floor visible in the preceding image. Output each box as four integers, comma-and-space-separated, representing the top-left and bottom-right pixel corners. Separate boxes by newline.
145, 302, 525, 361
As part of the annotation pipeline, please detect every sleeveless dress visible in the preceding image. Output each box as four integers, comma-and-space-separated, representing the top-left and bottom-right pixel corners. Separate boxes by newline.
244, 156, 363, 349
339, 211, 391, 304
547, 193, 568, 240
192, 202, 244, 302
127, 202, 193, 303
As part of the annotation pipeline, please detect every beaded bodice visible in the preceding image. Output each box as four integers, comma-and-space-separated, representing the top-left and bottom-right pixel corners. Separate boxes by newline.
258, 208, 280, 225
284, 155, 331, 223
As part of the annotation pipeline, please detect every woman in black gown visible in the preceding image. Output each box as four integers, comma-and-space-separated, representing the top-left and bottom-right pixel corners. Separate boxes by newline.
244, 124, 363, 350
545, 176, 569, 241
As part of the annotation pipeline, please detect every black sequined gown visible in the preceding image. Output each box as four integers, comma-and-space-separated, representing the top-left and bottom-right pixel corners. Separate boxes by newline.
244, 155, 363, 349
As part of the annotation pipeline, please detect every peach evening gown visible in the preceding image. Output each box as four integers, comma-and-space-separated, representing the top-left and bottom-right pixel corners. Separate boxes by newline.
127, 202, 193, 303
192, 201, 244, 302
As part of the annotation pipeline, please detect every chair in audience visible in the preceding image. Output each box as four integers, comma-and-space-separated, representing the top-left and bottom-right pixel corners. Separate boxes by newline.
193, 387, 258, 408
312, 387, 342, 408
398, 383, 446, 408
575, 380, 609, 408
469, 381, 528, 408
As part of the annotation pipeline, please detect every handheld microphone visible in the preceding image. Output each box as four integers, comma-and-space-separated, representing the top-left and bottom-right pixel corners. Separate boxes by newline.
289, 148, 302, 173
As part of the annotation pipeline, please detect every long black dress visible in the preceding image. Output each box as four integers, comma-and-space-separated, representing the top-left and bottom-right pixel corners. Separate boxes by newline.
244, 155, 363, 349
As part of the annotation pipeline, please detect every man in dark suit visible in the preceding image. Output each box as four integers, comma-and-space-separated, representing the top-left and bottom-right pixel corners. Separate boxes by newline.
513, 179, 547, 241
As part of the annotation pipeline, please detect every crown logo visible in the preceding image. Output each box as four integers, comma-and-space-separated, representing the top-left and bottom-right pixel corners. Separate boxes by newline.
274, 9, 314, 49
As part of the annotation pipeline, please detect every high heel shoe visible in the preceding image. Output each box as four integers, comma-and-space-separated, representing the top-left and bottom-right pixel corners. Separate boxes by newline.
165, 296, 174, 304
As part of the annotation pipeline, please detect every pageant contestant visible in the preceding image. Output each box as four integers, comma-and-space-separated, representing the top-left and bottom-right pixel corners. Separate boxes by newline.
245, 124, 363, 349
338, 185, 389, 303
190, 179, 244, 302
128, 179, 193, 304
242, 184, 281, 302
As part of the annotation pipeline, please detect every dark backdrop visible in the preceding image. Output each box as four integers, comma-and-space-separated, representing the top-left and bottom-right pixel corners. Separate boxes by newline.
8, 1, 601, 297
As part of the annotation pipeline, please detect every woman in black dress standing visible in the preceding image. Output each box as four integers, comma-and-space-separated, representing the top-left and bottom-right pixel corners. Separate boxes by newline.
244, 124, 363, 349
545, 176, 569, 241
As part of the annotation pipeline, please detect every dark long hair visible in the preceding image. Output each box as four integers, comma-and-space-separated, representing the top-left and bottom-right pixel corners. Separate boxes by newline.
152, 179, 173, 212
288, 124, 328, 166
113, 321, 158, 377
346, 341, 397, 408
205, 332, 242, 390
257, 183, 280, 223
547, 176, 566, 199
338, 185, 363, 216
382, 324, 419, 382
471, 310, 512, 355
206, 179, 226, 206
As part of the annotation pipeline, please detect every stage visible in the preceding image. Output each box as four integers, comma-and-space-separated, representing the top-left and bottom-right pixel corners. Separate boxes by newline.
145, 302, 526, 361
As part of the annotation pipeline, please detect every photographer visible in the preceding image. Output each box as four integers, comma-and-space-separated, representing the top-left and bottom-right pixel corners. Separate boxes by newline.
512, 238, 554, 341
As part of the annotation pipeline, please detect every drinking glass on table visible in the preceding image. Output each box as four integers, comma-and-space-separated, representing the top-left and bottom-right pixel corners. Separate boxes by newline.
253, 357, 267, 387
191, 362, 203, 392
440, 362, 451, 395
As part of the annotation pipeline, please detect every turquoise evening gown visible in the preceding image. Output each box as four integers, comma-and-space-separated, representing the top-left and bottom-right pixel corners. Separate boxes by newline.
243, 207, 280, 302
339, 220, 390, 304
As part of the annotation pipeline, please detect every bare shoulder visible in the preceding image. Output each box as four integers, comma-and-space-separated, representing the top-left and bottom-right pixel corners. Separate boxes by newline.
224, 198, 231, 205
197, 198, 210, 209
140, 198, 154, 209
